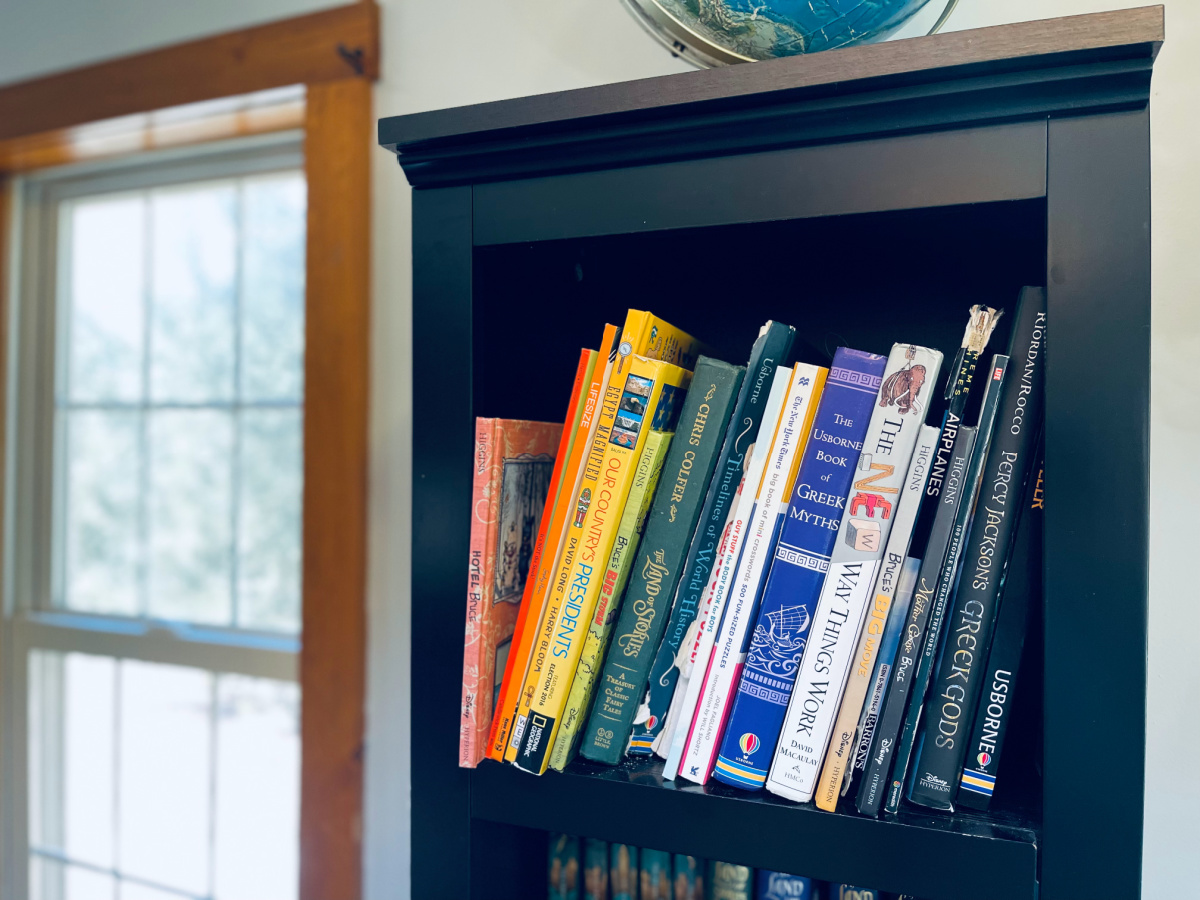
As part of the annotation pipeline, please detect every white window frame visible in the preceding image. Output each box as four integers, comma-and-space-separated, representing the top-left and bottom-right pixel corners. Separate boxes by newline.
1, 133, 306, 900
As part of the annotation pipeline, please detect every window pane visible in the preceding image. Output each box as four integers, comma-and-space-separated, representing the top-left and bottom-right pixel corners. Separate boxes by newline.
241, 173, 305, 402
62, 411, 141, 616
29, 653, 299, 900
147, 410, 233, 624
237, 409, 301, 632
214, 675, 300, 900
30, 856, 116, 900
150, 184, 236, 403
65, 195, 145, 404
118, 884, 186, 900
118, 661, 211, 896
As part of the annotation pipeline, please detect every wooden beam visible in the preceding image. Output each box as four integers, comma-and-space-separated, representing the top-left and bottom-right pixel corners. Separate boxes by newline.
0, 90, 305, 174
300, 77, 370, 900
0, 2, 378, 141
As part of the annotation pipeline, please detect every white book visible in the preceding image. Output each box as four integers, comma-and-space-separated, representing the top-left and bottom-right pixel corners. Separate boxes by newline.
657, 480, 739, 763
812, 423, 938, 810
765, 343, 943, 803
662, 368, 791, 780
662, 369, 792, 777
658, 477, 743, 775
678, 364, 824, 785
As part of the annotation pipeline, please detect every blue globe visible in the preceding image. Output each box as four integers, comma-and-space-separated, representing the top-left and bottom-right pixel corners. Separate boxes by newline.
625, 0, 946, 65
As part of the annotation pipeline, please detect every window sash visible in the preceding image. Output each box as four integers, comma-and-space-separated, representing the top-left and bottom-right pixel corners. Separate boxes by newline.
3, 135, 305, 900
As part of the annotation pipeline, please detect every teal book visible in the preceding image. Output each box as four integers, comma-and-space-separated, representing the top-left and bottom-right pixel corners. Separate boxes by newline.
628, 323, 794, 755
674, 854, 705, 900
583, 839, 608, 900
549, 834, 580, 900
610, 844, 639, 900
640, 849, 672, 900
580, 357, 746, 763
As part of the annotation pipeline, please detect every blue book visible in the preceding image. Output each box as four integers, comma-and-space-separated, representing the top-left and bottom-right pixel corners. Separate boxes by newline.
756, 871, 816, 899
711, 348, 886, 790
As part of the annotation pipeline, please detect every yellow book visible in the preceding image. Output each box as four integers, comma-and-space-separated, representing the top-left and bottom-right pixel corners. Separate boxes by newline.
504, 311, 706, 763
548, 428, 673, 772
512, 355, 692, 773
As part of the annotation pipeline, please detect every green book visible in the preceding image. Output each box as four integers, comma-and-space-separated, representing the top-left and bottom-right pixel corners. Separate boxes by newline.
580, 357, 745, 764
549, 429, 673, 771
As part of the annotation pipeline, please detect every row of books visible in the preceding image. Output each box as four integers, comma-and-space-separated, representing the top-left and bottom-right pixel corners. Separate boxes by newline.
462, 293, 1044, 814
549, 834, 904, 900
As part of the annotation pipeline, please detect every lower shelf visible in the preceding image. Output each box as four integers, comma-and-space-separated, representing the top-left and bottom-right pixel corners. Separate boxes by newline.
471, 756, 1039, 900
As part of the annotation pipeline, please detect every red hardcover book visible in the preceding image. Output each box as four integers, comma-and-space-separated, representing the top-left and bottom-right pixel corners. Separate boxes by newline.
460, 416, 562, 766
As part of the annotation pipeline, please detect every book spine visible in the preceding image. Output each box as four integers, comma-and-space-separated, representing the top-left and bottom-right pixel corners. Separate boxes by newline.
577, 359, 745, 764
678, 364, 826, 782
674, 855, 704, 900
549, 429, 673, 771
507, 311, 700, 762
765, 343, 944, 803
958, 450, 1043, 810
709, 348, 887, 790
583, 838, 609, 900
610, 844, 639, 900
884, 355, 1011, 812
672, 369, 792, 781
503, 326, 619, 763
461, 418, 499, 767
847, 555, 920, 797
640, 849, 672, 900
626, 360, 748, 754
660, 476, 745, 779
910, 290, 1046, 808
487, 351, 594, 762
855, 425, 977, 815
627, 323, 795, 754
515, 357, 692, 773
548, 834, 581, 900
709, 862, 754, 900
906, 305, 1002, 558
756, 872, 816, 900
813, 424, 938, 810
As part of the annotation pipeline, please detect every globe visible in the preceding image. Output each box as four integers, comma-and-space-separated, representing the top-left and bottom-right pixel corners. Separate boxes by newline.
624, 0, 954, 66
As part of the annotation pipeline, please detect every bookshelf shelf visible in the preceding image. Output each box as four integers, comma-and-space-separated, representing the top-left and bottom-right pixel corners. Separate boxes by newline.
473, 760, 1038, 900
383, 7, 1160, 899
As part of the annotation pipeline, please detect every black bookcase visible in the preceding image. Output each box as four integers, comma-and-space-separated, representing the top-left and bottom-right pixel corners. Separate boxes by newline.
381, 8, 1160, 899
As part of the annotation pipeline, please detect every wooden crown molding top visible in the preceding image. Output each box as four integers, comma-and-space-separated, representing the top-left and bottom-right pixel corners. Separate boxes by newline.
379, 5, 1163, 188
0, 1, 378, 142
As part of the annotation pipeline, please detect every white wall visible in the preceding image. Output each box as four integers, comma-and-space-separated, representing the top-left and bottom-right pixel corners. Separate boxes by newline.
2, 2, 1196, 897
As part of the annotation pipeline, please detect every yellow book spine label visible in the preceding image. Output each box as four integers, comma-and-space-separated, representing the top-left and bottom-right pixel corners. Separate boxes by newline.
549, 429, 673, 771
513, 357, 691, 773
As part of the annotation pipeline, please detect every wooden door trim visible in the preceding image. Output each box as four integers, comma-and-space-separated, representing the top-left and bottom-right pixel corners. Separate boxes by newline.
301, 76, 371, 900
0, 11, 377, 900
0, 2, 378, 142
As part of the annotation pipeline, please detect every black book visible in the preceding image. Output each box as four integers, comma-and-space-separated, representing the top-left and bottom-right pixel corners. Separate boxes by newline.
884, 353, 1011, 814
908, 287, 1046, 809
957, 446, 1044, 810
855, 425, 977, 816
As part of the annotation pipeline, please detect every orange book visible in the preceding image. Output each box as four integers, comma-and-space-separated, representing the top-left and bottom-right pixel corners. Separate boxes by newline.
487, 328, 620, 760
484, 349, 596, 762
505, 311, 709, 764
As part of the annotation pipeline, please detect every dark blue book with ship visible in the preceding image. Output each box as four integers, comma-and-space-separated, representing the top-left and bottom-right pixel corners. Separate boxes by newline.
708, 347, 887, 790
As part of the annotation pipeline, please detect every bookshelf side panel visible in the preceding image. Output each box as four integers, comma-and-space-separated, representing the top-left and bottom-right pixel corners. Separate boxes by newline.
412, 185, 474, 900
1045, 108, 1151, 900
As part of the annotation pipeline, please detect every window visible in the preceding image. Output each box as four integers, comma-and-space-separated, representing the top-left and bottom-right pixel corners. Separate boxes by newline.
5, 137, 306, 900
